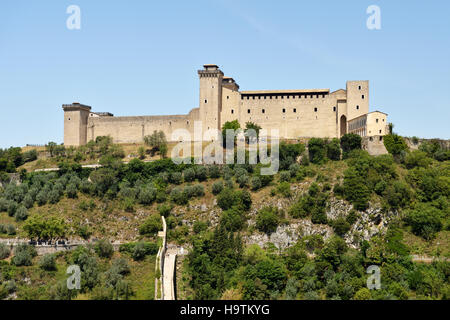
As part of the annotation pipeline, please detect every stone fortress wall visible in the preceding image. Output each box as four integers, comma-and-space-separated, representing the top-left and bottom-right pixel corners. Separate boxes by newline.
63, 64, 389, 147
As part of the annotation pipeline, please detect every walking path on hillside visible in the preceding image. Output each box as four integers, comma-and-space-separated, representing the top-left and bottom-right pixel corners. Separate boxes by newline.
162, 248, 177, 300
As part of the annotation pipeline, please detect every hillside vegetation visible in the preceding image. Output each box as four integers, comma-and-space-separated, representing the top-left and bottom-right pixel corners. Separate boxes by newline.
0, 133, 449, 300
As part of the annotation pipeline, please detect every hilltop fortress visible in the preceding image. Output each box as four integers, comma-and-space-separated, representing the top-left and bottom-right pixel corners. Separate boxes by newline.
63, 64, 388, 148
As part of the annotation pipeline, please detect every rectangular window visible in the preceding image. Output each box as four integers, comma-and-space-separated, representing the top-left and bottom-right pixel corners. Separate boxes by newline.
247, 109, 251, 114
293, 108, 296, 113
204, 99, 207, 103
376, 119, 379, 123
314, 107, 318, 112
362, 95, 365, 99
231, 110, 234, 114
262, 109, 265, 114
282, 108, 286, 113
333, 106, 336, 112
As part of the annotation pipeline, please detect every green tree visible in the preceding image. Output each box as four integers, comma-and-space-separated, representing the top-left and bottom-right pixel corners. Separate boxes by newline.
256, 206, 280, 234
340, 134, 362, 158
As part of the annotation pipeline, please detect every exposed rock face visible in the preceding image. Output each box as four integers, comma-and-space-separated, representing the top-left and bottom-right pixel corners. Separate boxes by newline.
245, 221, 333, 250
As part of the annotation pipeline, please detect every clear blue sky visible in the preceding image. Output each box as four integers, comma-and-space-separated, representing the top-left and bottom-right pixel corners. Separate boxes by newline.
0, 0, 449, 148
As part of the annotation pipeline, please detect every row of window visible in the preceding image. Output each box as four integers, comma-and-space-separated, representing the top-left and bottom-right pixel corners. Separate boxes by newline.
241, 94, 327, 100
231, 106, 338, 114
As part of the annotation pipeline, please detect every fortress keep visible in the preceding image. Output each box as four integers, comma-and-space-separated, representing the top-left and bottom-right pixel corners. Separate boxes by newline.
63, 64, 388, 146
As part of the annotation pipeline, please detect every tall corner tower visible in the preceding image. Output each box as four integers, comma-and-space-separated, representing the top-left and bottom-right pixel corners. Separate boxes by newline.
346, 80, 369, 121
62, 102, 91, 146
198, 64, 223, 139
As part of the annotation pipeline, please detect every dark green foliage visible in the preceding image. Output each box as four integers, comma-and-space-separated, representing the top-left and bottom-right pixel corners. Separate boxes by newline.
187, 223, 243, 299
250, 176, 262, 191
279, 171, 291, 182
196, 166, 208, 182
95, 239, 114, 259
308, 138, 327, 164
170, 187, 188, 205
331, 217, 351, 237
212, 180, 224, 195
279, 142, 305, 170
343, 167, 371, 211
14, 205, 28, 222
340, 134, 362, 158
193, 221, 208, 234
242, 257, 288, 299
138, 186, 157, 205
169, 171, 183, 185
66, 183, 78, 199
0, 243, 10, 260
183, 168, 196, 182
157, 203, 173, 217
383, 134, 409, 156
289, 183, 328, 224
404, 203, 443, 240
404, 150, 432, 169
39, 254, 57, 271
256, 206, 280, 234
383, 181, 412, 210
221, 207, 246, 232
139, 213, 162, 236
11, 243, 37, 266
326, 138, 341, 161
217, 188, 252, 211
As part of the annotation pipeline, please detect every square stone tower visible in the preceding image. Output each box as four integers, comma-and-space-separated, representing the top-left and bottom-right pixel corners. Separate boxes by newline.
62, 102, 91, 146
198, 64, 223, 138
346, 80, 369, 121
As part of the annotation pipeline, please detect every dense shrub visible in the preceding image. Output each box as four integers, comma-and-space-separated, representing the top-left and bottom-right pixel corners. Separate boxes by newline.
22, 194, 34, 209
276, 182, 292, 198
39, 254, 57, 271
11, 243, 37, 266
208, 165, 221, 179
404, 204, 443, 240
139, 213, 162, 236
221, 207, 246, 232
250, 176, 262, 191
183, 168, 196, 182
279, 171, 291, 182
404, 150, 432, 169
326, 138, 341, 161
193, 221, 208, 234
384, 134, 409, 157
14, 205, 28, 222
308, 138, 327, 164
169, 172, 183, 185
170, 187, 188, 205
212, 181, 224, 195
138, 186, 157, 205
95, 239, 114, 259
196, 166, 208, 181
157, 203, 173, 217
256, 206, 280, 234
237, 174, 249, 188
340, 134, 362, 158
0, 243, 10, 260
66, 183, 78, 199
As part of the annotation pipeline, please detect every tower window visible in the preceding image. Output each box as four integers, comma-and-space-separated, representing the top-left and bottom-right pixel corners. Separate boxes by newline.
314, 107, 318, 112
282, 108, 286, 113
356, 105, 359, 110
205, 99, 207, 103
227, 96, 229, 99
362, 95, 365, 99
293, 108, 296, 113
376, 119, 379, 123
247, 109, 251, 114
262, 109, 265, 114
358, 85, 361, 90
333, 106, 336, 112
231, 109, 234, 114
